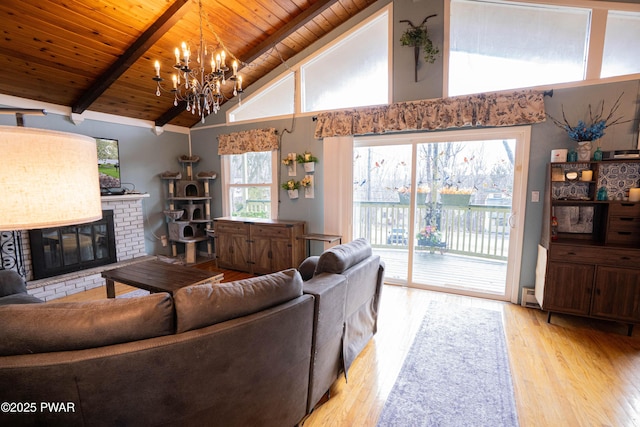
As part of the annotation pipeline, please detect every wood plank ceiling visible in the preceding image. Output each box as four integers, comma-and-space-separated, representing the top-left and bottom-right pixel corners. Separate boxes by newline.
0, 0, 377, 128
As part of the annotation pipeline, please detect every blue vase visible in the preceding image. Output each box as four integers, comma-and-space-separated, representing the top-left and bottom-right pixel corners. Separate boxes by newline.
597, 187, 608, 201
593, 147, 603, 161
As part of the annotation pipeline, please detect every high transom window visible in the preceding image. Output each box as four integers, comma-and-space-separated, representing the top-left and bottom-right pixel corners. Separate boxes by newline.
448, 0, 640, 96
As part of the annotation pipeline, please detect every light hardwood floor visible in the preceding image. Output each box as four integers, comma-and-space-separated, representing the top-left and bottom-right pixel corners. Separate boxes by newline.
55, 278, 640, 426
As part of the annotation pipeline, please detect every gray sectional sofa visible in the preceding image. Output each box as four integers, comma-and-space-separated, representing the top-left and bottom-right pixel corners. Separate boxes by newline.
0, 238, 384, 426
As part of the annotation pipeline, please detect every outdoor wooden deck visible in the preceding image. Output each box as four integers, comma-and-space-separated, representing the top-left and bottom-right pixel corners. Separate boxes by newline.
375, 248, 507, 296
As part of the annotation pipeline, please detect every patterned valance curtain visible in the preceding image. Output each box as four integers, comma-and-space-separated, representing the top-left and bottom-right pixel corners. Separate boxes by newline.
314, 90, 546, 139
218, 128, 278, 155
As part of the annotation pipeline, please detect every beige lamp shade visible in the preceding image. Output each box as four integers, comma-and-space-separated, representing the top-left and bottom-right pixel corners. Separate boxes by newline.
0, 126, 103, 230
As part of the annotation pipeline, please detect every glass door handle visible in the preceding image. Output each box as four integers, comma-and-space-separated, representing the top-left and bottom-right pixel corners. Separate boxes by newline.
508, 213, 516, 228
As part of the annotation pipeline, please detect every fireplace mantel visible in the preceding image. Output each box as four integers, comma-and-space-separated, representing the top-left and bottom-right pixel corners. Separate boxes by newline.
101, 193, 150, 202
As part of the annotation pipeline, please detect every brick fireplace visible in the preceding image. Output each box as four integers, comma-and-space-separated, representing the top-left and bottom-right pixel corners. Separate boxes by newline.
16, 194, 150, 301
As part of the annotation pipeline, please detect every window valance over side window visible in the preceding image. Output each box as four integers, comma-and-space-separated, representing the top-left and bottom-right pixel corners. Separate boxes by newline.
313, 90, 546, 139
218, 128, 278, 155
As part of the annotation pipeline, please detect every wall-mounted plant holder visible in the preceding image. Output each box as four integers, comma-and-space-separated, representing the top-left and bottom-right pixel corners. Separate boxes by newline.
399, 14, 439, 82
302, 175, 314, 199
283, 152, 297, 176
288, 189, 299, 199
296, 152, 318, 174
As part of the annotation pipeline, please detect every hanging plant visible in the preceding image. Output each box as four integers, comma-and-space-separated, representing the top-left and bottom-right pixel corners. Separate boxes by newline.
400, 14, 439, 82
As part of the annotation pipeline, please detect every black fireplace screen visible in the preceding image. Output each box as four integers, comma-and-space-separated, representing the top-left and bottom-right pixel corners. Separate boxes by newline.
29, 211, 117, 279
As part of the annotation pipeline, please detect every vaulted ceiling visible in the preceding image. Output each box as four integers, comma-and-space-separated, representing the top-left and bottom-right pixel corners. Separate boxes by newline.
0, 0, 377, 128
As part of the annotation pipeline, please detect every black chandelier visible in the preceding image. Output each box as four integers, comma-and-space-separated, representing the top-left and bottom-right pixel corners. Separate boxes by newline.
153, 0, 242, 123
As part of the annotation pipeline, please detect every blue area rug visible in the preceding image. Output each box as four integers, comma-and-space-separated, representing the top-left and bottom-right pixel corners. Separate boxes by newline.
377, 302, 519, 427
116, 289, 150, 298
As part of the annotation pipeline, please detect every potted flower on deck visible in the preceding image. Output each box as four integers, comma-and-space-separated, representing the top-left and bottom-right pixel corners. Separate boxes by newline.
439, 187, 473, 206
416, 225, 445, 253
281, 179, 300, 199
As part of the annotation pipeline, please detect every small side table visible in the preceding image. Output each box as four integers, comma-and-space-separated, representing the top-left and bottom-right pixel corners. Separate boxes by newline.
298, 233, 342, 257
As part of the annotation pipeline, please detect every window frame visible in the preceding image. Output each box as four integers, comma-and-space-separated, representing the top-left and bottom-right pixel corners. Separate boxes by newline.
220, 151, 279, 219
444, 0, 640, 98
226, 4, 392, 124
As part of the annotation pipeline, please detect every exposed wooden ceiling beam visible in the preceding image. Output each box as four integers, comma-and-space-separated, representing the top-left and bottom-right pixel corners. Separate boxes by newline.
154, 101, 187, 128
154, 0, 340, 127
72, 0, 191, 115
240, 0, 340, 65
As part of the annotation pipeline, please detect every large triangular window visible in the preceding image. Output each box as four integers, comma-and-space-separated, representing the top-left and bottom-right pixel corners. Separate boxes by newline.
227, 6, 390, 123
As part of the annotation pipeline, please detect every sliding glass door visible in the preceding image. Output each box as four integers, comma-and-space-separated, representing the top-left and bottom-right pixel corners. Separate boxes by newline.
353, 127, 530, 301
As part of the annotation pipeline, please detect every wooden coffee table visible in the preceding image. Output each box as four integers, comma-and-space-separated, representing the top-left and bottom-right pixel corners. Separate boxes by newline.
102, 259, 224, 298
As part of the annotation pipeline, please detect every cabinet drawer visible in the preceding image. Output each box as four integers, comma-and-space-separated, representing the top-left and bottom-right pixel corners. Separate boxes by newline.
251, 225, 292, 239
606, 215, 640, 246
605, 232, 640, 247
597, 248, 640, 267
549, 245, 601, 264
549, 245, 640, 267
608, 216, 640, 232
608, 202, 640, 216
214, 221, 250, 234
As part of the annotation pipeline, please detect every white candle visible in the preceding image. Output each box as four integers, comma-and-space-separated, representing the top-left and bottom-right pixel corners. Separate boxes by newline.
182, 42, 189, 62
172, 75, 177, 89
154, 61, 160, 77
174, 47, 180, 64
237, 75, 242, 91
581, 170, 593, 181
221, 51, 226, 68
215, 53, 221, 71
232, 60, 238, 77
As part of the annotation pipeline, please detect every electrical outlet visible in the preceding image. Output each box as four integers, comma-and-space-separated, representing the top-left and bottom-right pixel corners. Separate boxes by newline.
161, 235, 168, 247
531, 191, 540, 203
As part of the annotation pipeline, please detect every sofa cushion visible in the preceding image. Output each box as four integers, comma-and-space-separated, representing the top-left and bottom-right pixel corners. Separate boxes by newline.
0, 293, 174, 356
298, 256, 319, 281
174, 268, 303, 333
315, 238, 372, 275
0, 270, 28, 297
0, 293, 43, 306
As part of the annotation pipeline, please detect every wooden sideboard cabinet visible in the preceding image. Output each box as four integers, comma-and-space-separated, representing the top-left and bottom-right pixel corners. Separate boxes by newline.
535, 160, 640, 335
213, 217, 306, 274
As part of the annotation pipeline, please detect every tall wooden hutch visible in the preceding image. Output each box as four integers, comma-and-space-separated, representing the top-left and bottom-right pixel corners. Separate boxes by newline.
535, 158, 640, 335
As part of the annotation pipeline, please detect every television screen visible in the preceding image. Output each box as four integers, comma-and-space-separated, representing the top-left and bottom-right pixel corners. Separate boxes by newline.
96, 138, 121, 189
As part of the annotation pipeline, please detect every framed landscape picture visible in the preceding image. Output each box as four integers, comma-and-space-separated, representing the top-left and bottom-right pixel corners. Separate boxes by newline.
96, 137, 121, 189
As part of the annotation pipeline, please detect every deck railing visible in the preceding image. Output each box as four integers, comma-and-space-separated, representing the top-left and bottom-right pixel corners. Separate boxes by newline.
233, 200, 511, 260
353, 202, 511, 260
